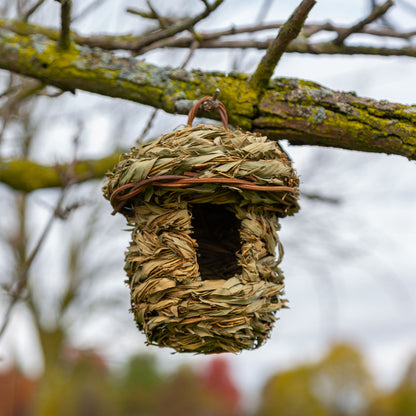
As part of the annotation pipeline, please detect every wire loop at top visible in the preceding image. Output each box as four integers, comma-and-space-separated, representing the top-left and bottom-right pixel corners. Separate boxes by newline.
187, 96, 228, 129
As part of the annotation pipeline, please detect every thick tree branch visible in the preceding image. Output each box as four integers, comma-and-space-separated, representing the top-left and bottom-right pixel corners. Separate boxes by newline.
0, 26, 258, 128
0, 154, 120, 192
250, 0, 316, 91
255, 78, 416, 159
0, 26, 415, 170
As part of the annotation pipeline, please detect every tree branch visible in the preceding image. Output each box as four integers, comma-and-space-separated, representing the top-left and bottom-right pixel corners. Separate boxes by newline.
255, 77, 416, 159
250, 0, 316, 91
23, 0, 46, 22
123, 0, 224, 53
56, 0, 72, 50
0, 26, 415, 167
333, 0, 394, 46
2, 18, 415, 57
0, 154, 120, 192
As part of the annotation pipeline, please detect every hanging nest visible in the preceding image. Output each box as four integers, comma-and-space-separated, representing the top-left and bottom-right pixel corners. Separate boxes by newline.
103, 97, 299, 354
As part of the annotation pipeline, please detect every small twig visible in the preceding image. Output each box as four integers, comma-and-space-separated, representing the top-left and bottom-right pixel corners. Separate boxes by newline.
23, 0, 46, 22
129, 0, 224, 54
371, 0, 394, 29
139, 109, 158, 141
126, 7, 154, 19
126, 6, 181, 26
127, 0, 179, 26
142, 37, 416, 57
333, 0, 394, 46
55, 0, 72, 50
72, 0, 107, 22
180, 39, 199, 69
301, 191, 341, 205
250, 0, 316, 91
0, 80, 44, 153
145, 1, 167, 28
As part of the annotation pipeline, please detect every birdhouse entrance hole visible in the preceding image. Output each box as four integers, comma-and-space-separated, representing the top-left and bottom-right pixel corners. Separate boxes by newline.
191, 204, 241, 280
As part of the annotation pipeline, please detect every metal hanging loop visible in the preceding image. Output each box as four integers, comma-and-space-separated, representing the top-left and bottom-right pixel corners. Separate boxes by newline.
187, 94, 228, 129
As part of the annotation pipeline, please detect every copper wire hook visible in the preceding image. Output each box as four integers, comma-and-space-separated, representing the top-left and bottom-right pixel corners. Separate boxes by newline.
187, 91, 228, 129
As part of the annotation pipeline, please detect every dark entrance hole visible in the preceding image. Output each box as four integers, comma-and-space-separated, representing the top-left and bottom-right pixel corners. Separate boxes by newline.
191, 204, 242, 280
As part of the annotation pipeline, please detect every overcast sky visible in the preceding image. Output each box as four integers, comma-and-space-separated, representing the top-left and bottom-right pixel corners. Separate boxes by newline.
1, 0, 416, 411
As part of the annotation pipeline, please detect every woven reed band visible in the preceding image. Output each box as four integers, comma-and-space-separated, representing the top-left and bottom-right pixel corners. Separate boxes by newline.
110, 174, 297, 215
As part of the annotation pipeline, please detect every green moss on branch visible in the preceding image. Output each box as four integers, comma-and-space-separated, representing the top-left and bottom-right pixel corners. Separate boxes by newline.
0, 22, 415, 165
0, 154, 120, 192
255, 79, 416, 159
0, 25, 256, 129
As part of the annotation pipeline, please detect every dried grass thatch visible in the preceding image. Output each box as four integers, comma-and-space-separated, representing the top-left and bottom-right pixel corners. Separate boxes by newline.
103, 123, 299, 353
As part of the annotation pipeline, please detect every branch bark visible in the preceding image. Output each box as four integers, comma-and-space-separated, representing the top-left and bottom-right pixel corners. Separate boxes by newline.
56, 0, 72, 50
0, 23, 415, 193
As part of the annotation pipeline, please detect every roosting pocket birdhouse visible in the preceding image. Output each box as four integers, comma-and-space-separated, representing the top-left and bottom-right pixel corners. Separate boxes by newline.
103, 96, 299, 354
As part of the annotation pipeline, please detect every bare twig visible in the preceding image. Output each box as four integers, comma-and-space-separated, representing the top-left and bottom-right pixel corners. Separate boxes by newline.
126, 5, 180, 27
180, 39, 199, 69
371, 0, 394, 28
23, 0, 46, 22
3, 18, 415, 57
139, 109, 158, 141
55, 0, 72, 50
72, 0, 107, 22
301, 192, 341, 205
135, 22, 416, 55
250, 0, 316, 91
303, 22, 416, 39
198, 21, 416, 41
0, 79, 44, 152
145, 1, 167, 29
126, 7, 154, 19
140, 37, 416, 57
128, 2, 176, 28
129, 0, 224, 53
333, 0, 394, 46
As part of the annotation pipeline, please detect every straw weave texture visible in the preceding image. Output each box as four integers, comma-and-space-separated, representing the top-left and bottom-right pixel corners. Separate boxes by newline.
103, 124, 299, 353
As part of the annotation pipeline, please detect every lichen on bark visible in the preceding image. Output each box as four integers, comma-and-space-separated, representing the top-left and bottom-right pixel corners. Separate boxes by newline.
0, 21, 416, 192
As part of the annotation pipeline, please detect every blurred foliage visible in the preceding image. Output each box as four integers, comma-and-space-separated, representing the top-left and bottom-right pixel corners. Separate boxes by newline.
367, 356, 416, 416
257, 343, 416, 416
1, 343, 416, 416
0, 352, 240, 416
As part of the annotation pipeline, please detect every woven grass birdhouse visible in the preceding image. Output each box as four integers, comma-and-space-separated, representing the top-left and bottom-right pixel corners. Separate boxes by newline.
103, 96, 299, 354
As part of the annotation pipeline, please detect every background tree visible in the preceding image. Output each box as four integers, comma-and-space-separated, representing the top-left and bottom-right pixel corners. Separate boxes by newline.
367, 355, 416, 416
257, 343, 376, 416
